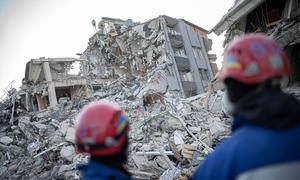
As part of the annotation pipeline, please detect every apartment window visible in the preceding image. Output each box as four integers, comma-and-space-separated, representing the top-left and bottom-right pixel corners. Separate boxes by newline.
192, 47, 207, 69
174, 48, 187, 57
199, 69, 209, 81
179, 71, 194, 81
167, 27, 181, 36
192, 47, 199, 60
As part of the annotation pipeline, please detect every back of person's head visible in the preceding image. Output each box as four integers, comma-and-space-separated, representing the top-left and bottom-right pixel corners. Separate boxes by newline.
75, 102, 129, 159
219, 34, 290, 103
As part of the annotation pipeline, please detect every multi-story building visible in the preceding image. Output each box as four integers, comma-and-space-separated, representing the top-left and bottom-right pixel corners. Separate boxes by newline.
160, 16, 215, 97
18, 15, 217, 112
82, 15, 217, 98
211, 0, 300, 84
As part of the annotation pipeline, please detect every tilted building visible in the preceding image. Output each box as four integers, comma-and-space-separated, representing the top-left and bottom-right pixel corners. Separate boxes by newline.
82, 15, 217, 98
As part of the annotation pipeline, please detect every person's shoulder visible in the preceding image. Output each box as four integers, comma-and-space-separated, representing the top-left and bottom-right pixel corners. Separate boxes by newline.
80, 161, 130, 180
192, 127, 255, 180
192, 134, 242, 179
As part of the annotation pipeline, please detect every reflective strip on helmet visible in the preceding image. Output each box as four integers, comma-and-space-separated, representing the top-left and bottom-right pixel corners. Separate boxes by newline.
117, 115, 128, 134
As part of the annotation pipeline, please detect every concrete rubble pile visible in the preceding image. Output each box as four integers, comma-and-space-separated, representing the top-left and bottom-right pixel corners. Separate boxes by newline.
0, 84, 230, 179
0, 16, 229, 179
0, 96, 91, 179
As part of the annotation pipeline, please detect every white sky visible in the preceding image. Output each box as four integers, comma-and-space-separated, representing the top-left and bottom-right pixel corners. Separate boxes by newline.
0, 0, 234, 96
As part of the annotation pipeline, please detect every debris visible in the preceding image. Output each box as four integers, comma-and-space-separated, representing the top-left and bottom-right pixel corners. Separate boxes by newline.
27, 142, 41, 155
170, 142, 182, 162
209, 117, 228, 138
159, 167, 181, 180
0, 15, 249, 179
128, 169, 156, 178
181, 144, 196, 160
153, 140, 175, 169
0, 136, 13, 145
191, 150, 204, 166
65, 127, 75, 143
33, 142, 66, 159
173, 130, 184, 147
136, 151, 174, 156
132, 154, 149, 169
60, 145, 75, 162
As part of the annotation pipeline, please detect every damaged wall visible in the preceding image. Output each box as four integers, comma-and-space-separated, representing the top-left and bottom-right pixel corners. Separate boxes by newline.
82, 15, 216, 98
212, 0, 300, 84
22, 58, 89, 111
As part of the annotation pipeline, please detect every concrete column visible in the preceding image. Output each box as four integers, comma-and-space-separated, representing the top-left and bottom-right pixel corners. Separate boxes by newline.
177, 20, 204, 94
159, 16, 186, 98
198, 37, 214, 79
25, 92, 30, 111
42, 62, 58, 107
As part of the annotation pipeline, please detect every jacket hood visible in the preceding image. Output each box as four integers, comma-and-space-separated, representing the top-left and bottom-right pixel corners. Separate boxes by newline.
232, 89, 300, 131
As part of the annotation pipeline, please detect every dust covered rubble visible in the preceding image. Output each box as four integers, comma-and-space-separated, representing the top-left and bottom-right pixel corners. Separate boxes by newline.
0, 99, 90, 179
124, 91, 231, 179
0, 16, 230, 179
0, 81, 230, 180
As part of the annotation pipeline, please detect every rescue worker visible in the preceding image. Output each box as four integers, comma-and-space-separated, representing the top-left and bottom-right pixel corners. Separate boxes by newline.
75, 102, 130, 179
193, 34, 300, 180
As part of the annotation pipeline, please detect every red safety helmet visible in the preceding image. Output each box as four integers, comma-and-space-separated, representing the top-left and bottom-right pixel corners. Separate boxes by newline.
219, 34, 290, 84
75, 102, 129, 156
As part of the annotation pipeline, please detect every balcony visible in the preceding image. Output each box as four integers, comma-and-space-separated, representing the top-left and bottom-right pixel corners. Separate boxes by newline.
175, 56, 190, 71
169, 34, 184, 48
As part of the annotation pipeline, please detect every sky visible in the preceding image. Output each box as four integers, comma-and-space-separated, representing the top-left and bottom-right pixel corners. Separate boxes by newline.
0, 0, 234, 97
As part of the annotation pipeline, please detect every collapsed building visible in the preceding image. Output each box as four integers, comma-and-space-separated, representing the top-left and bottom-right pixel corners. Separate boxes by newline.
15, 15, 217, 113
82, 15, 217, 99
0, 15, 230, 179
21, 57, 89, 112
211, 0, 300, 84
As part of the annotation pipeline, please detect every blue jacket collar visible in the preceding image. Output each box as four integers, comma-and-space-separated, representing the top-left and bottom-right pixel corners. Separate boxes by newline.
78, 160, 130, 180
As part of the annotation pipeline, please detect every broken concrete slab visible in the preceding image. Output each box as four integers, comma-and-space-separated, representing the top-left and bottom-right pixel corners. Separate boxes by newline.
59, 121, 69, 136
60, 145, 75, 162
132, 154, 149, 169
27, 141, 41, 155
0, 136, 13, 145
65, 127, 75, 143
208, 117, 227, 138
159, 167, 181, 180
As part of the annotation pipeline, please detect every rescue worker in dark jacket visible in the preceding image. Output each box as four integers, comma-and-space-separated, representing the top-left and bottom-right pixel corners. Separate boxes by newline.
193, 34, 300, 180
75, 102, 130, 180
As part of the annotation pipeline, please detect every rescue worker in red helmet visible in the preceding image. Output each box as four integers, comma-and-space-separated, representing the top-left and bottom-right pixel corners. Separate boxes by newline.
75, 102, 130, 179
193, 34, 300, 180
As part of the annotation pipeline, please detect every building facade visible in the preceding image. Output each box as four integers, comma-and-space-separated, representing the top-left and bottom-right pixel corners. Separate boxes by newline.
211, 0, 300, 84
82, 15, 217, 98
